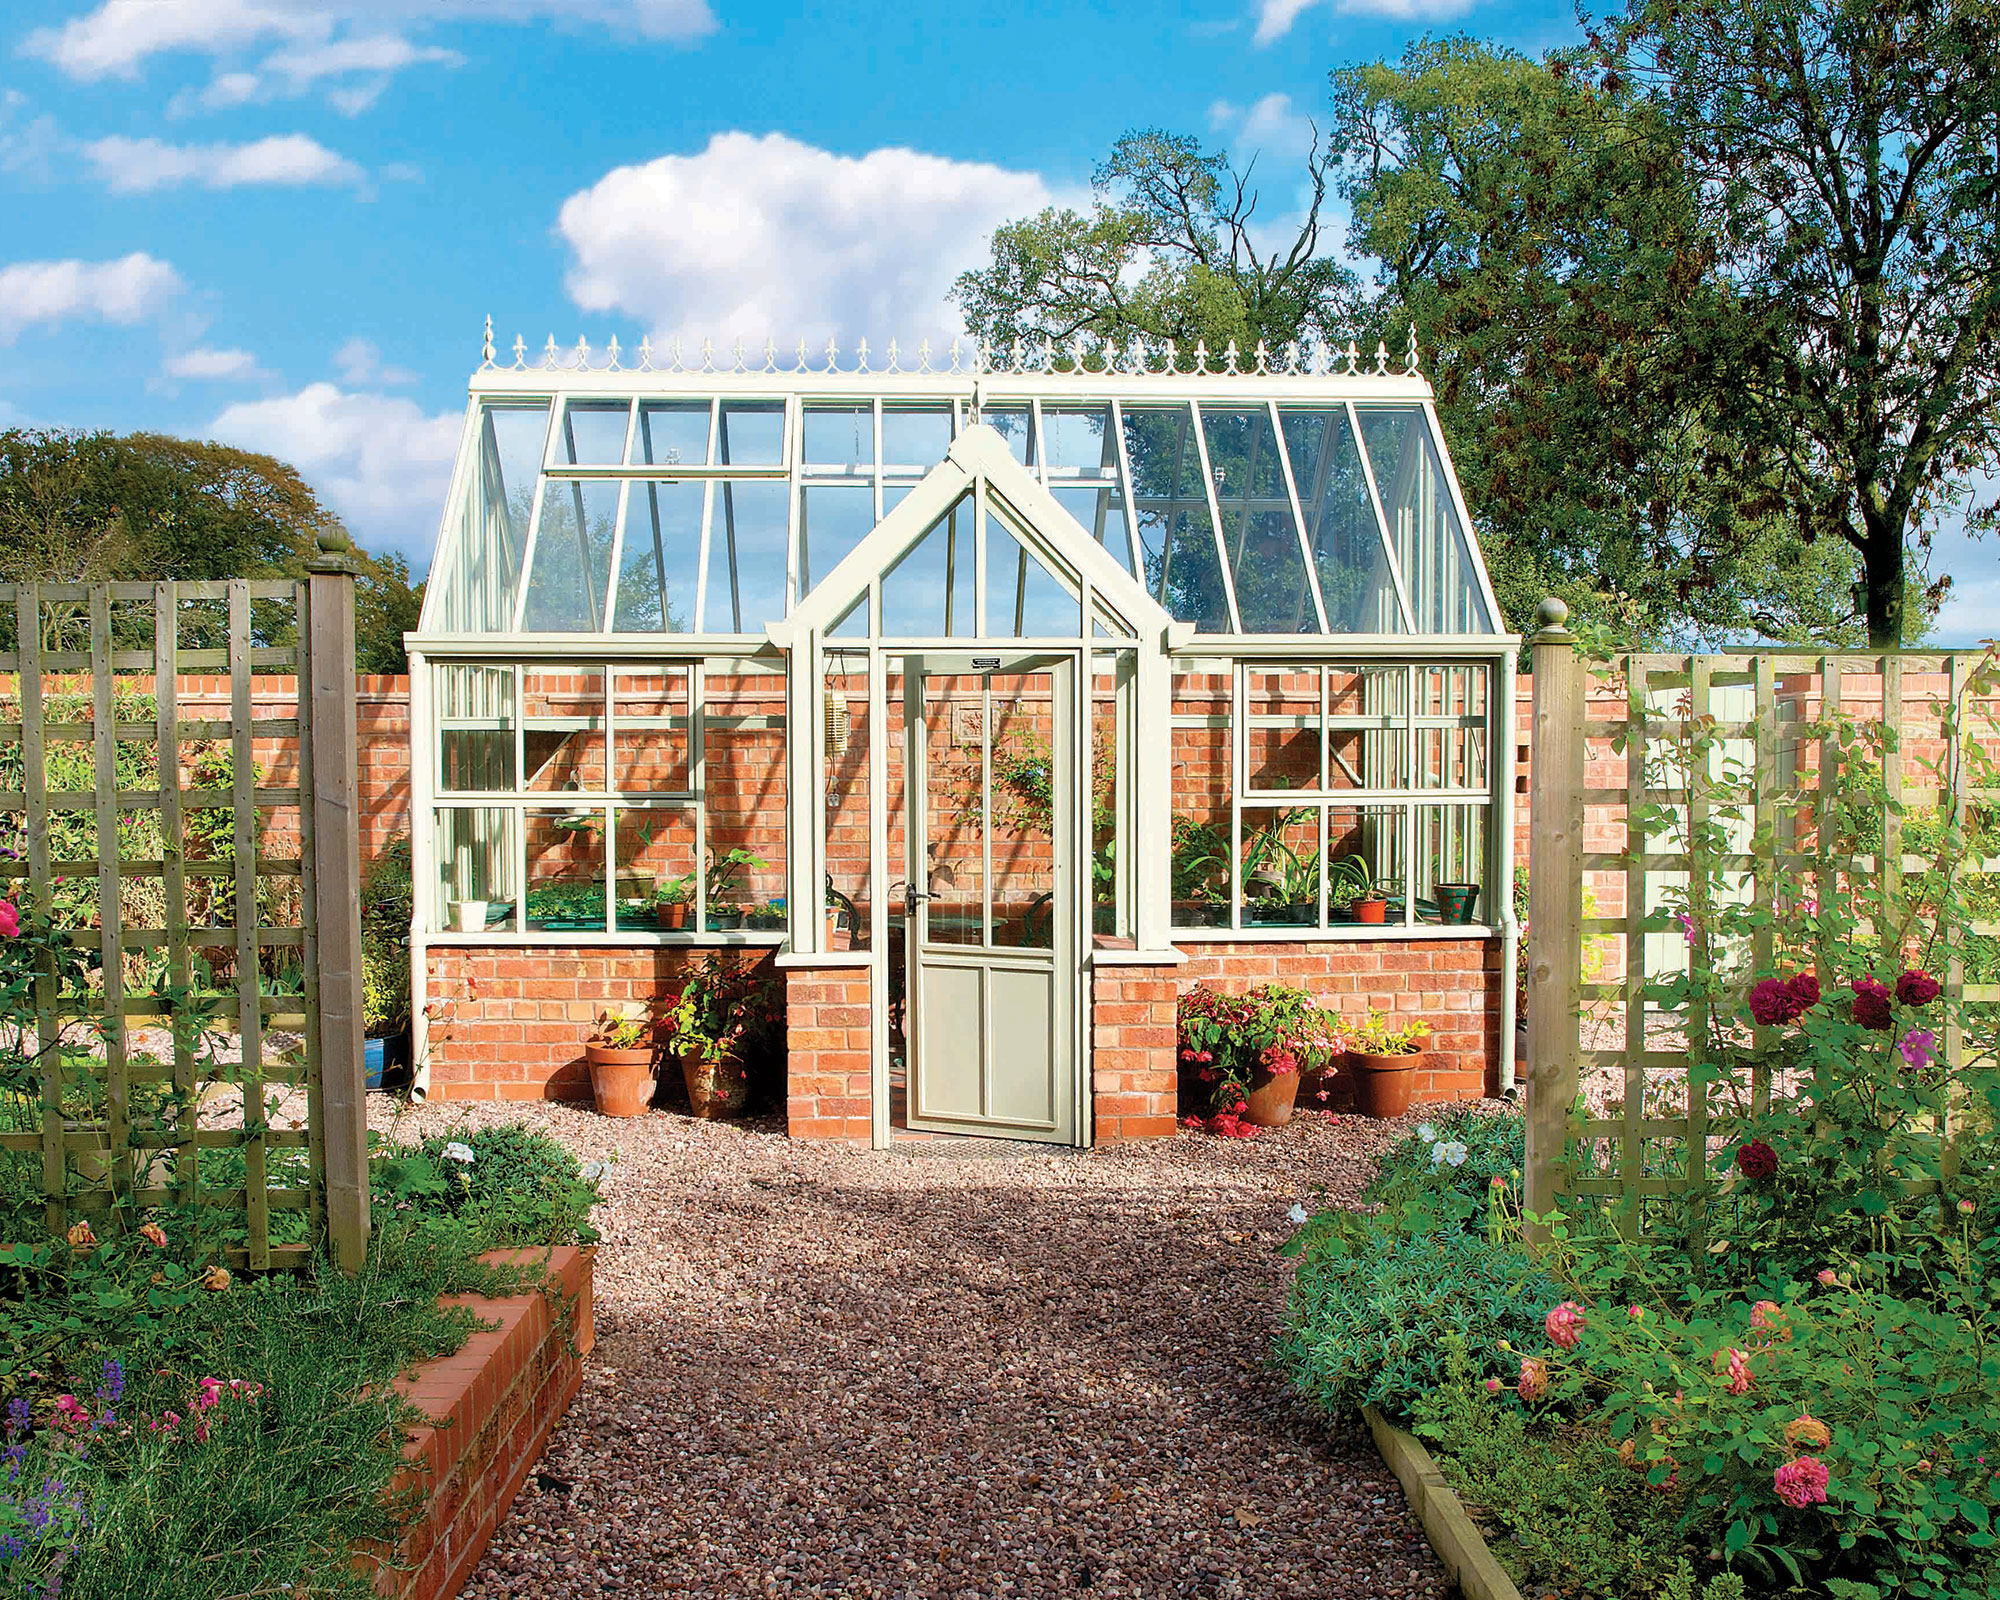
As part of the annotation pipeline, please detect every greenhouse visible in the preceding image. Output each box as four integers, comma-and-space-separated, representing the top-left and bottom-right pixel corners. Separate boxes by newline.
406, 335, 1518, 1143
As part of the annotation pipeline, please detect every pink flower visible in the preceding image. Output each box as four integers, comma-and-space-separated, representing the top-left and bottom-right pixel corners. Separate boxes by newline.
0, 900, 18, 939
1774, 1455, 1830, 1508
195, 1377, 222, 1412
139, 1222, 167, 1248
1717, 1346, 1754, 1395
1895, 970, 1940, 1007
1544, 1301, 1587, 1349
1735, 1139, 1778, 1181
51, 1395, 88, 1431
1899, 1028, 1938, 1074
1678, 912, 1697, 945
1483, 1377, 1503, 1394
1787, 972, 1821, 1008
1517, 1357, 1550, 1403
1850, 977, 1892, 1031
1816, 1268, 1838, 1286
1628, 1305, 1645, 1321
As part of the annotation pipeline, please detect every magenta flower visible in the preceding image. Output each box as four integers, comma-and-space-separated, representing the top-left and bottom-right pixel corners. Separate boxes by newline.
1544, 1301, 1587, 1349
1517, 1357, 1550, 1402
0, 900, 18, 939
1849, 977, 1892, 1031
1900, 1028, 1938, 1074
1787, 972, 1821, 1008
1895, 969, 1940, 1007
1749, 978, 1805, 1026
1774, 1455, 1830, 1509
1677, 912, 1697, 945
1735, 1139, 1778, 1180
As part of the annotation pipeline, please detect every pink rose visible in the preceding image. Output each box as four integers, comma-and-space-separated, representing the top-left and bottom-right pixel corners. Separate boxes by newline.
1849, 977, 1892, 1031
1544, 1301, 1587, 1350
1517, 1357, 1550, 1403
0, 900, 18, 939
1748, 977, 1805, 1026
1774, 1455, 1830, 1509
1716, 1346, 1754, 1395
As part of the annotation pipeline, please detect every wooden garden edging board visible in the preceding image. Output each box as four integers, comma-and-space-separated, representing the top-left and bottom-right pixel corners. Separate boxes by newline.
1362, 1405, 1523, 1600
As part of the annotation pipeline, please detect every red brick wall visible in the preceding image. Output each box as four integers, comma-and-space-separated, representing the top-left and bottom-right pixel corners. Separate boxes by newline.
783, 964, 872, 1142
1091, 965, 1179, 1142
1174, 937, 1502, 1102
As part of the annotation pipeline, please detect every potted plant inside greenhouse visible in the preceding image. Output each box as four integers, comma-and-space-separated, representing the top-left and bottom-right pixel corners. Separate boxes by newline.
704, 848, 766, 932
584, 1006, 657, 1118
1171, 820, 1229, 928
1348, 1008, 1431, 1118
654, 875, 692, 930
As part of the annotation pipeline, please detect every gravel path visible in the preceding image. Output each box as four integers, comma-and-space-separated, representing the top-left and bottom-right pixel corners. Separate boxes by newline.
373, 1098, 1454, 1600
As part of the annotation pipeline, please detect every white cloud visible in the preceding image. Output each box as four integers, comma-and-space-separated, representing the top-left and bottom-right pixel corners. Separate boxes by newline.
26, 1, 716, 111
555, 132, 1054, 351
1209, 92, 1317, 160
81, 133, 365, 193
163, 346, 264, 381
1253, 0, 1475, 44
334, 336, 418, 386
210, 382, 461, 561
0, 253, 182, 344
0, 90, 62, 180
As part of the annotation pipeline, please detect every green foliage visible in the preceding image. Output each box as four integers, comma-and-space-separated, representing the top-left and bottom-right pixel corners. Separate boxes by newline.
1365, 1103, 1524, 1217
361, 839, 412, 1037
1276, 1214, 1561, 1423
369, 1122, 601, 1249
662, 953, 783, 1070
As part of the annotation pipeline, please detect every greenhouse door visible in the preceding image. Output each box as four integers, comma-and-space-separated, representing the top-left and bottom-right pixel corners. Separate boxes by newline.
903, 652, 1079, 1144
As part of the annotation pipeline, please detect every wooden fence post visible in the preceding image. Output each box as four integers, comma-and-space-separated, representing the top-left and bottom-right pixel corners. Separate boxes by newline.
307, 532, 370, 1272
1525, 598, 1586, 1239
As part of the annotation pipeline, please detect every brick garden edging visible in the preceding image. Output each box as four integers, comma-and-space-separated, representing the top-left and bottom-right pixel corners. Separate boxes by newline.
1362, 1405, 1523, 1600
370, 1246, 595, 1600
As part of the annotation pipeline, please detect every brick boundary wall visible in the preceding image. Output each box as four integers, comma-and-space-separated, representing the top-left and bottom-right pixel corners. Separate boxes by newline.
371, 1245, 593, 1600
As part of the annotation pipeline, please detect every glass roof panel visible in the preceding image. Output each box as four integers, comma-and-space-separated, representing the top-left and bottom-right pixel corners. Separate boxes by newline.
556, 400, 630, 466
984, 504, 1080, 637
632, 401, 709, 467
1123, 404, 1230, 631
522, 479, 618, 630
1357, 406, 1492, 633
881, 492, 974, 637
881, 404, 952, 470
1040, 403, 1115, 474
1281, 408, 1405, 633
982, 405, 1032, 465
717, 401, 785, 466
1050, 483, 1135, 576
803, 404, 872, 472
1203, 406, 1317, 634
798, 484, 875, 596
701, 480, 788, 632
613, 480, 702, 632
435, 402, 546, 632
1163, 506, 1231, 632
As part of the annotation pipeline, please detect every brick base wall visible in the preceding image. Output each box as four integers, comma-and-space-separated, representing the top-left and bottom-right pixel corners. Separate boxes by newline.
1173, 938, 1503, 1103
1091, 965, 1180, 1143
783, 963, 873, 1143
374, 1246, 593, 1600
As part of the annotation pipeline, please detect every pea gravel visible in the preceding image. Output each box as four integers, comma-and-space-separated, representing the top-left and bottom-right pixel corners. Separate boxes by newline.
372, 1096, 1458, 1599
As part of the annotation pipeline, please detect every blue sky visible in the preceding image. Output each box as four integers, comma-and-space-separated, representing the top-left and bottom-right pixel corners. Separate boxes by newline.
2, 0, 1992, 640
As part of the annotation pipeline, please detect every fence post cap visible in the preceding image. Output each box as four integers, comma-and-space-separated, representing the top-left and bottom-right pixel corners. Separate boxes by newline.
1532, 596, 1570, 636
307, 525, 363, 576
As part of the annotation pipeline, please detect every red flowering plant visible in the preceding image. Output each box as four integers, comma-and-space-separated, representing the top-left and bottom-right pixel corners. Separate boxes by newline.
1176, 983, 1342, 1134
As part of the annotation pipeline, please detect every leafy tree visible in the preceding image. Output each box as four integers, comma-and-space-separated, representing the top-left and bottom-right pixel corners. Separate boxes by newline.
0, 428, 421, 669
1602, 0, 2000, 645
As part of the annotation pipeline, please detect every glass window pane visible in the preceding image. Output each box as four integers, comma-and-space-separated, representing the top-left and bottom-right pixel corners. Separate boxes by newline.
987, 683, 1056, 950
1357, 406, 1491, 633
881, 493, 973, 637
799, 484, 876, 596
803, 404, 873, 472
1170, 668, 1232, 929
555, 400, 630, 465
612, 667, 691, 794
526, 808, 607, 931
434, 807, 517, 931
434, 663, 516, 792
1416, 663, 1489, 790
881, 404, 951, 469
984, 511, 1079, 637
1204, 406, 1314, 633
442, 403, 545, 632
1281, 407, 1404, 633
1040, 404, 1115, 474
1123, 404, 1227, 629
700, 481, 789, 632
1417, 804, 1488, 920
522, 667, 605, 793
614, 481, 702, 632
982, 405, 1032, 464
703, 669, 787, 930
521, 480, 618, 631
822, 656, 872, 949
1239, 804, 1320, 928
1050, 484, 1133, 574
1245, 668, 1321, 793
1164, 506, 1230, 633
632, 401, 710, 466
717, 400, 785, 466
1328, 665, 1409, 790
1328, 806, 1405, 921
611, 805, 695, 932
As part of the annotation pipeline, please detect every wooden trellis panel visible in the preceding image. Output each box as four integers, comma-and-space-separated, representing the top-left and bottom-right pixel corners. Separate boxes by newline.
0, 576, 366, 1268
1525, 629, 2000, 1232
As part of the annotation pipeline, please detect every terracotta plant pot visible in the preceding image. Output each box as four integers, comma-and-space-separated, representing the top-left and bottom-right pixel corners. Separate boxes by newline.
1241, 1064, 1302, 1128
1354, 1051, 1421, 1118
661, 902, 688, 930
1354, 897, 1389, 924
681, 1047, 752, 1119
584, 1043, 656, 1118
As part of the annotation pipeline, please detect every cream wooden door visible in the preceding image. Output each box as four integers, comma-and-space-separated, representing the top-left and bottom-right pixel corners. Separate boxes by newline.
904, 653, 1078, 1143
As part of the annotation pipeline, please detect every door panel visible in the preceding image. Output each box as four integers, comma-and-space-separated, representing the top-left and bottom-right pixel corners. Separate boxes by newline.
906, 653, 1077, 1143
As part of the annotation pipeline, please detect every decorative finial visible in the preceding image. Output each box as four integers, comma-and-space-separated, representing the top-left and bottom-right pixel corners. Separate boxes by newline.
481, 315, 495, 368
1404, 323, 1420, 375
1534, 596, 1571, 633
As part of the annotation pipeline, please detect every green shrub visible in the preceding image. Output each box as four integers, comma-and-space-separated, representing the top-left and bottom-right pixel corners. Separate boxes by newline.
1365, 1103, 1525, 1218
1276, 1210, 1559, 1423
369, 1122, 602, 1249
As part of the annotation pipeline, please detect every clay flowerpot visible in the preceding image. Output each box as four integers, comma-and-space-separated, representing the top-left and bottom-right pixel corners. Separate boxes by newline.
682, 1048, 751, 1119
1241, 1064, 1302, 1128
661, 902, 688, 931
584, 1043, 656, 1118
1353, 1051, 1422, 1119
1353, 896, 1389, 925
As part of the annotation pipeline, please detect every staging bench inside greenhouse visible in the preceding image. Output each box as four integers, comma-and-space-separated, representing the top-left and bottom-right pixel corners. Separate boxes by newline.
406, 333, 1519, 1141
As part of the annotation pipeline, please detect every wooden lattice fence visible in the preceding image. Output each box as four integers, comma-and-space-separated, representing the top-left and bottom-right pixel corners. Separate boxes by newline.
0, 562, 368, 1269
1524, 601, 2000, 1233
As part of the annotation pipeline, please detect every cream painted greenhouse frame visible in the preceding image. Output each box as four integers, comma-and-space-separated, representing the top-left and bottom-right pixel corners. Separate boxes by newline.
405, 337, 1525, 1113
